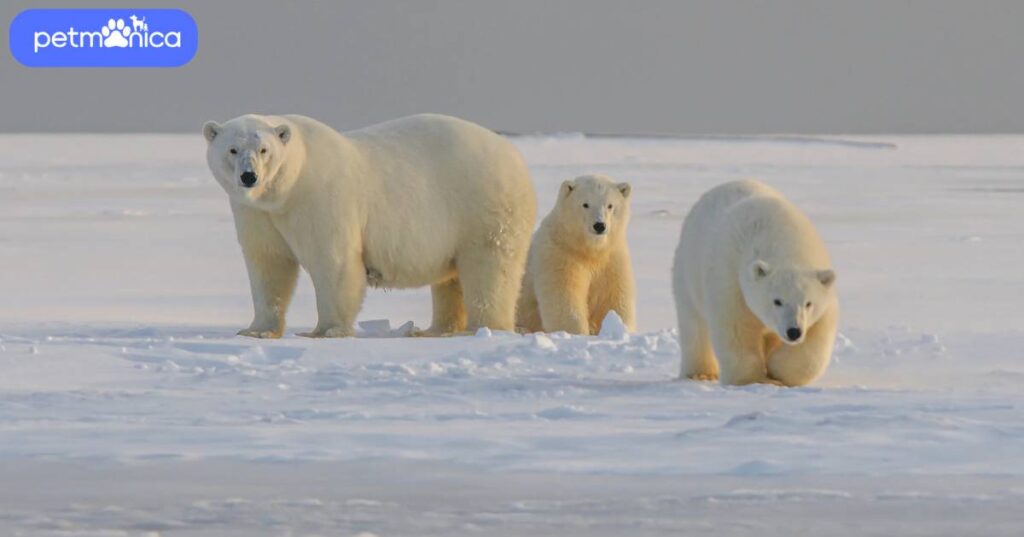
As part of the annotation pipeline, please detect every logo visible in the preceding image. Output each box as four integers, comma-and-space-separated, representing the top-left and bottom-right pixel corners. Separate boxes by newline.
10, 9, 198, 67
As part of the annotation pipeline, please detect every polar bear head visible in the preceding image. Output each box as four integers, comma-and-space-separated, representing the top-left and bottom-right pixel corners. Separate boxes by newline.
740, 260, 836, 345
203, 115, 301, 209
555, 174, 632, 247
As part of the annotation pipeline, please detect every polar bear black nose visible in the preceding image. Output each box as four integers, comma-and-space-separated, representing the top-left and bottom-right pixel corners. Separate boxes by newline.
240, 171, 257, 187
593, 222, 606, 234
786, 327, 802, 341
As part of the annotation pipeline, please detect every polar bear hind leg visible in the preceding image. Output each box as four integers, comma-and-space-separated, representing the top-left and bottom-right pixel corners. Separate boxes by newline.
457, 244, 523, 332
423, 276, 467, 335
676, 292, 718, 381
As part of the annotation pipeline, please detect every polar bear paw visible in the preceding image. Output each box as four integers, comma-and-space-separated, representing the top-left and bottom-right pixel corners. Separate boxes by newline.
237, 328, 282, 339
298, 326, 354, 338
688, 373, 719, 382
323, 326, 354, 338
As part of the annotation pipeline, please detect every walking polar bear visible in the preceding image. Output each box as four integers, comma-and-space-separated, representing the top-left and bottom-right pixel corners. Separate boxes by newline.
672, 180, 838, 386
517, 174, 636, 335
203, 113, 536, 338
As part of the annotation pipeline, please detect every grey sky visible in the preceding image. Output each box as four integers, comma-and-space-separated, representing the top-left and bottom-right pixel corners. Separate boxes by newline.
3, 0, 1023, 134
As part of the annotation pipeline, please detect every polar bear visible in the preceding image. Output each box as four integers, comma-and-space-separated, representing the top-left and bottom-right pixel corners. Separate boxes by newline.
202, 113, 536, 338
671, 179, 838, 386
516, 174, 635, 335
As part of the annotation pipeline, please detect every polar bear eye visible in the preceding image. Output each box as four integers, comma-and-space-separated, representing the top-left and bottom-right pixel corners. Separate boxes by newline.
773, 299, 782, 307
805, 301, 813, 308
583, 203, 589, 208
260, 148, 267, 155
229, 148, 238, 155
607, 204, 613, 209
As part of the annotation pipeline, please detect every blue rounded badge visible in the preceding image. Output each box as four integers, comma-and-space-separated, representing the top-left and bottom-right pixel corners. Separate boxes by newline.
10, 9, 198, 67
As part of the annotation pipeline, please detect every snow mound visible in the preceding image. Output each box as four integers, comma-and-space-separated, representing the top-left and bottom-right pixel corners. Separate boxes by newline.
598, 310, 629, 340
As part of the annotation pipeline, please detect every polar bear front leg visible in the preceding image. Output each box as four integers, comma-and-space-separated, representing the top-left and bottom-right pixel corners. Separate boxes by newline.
300, 257, 367, 338
239, 251, 299, 339
767, 305, 838, 386
535, 263, 591, 335
710, 328, 774, 386
589, 251, 636, 334
232, 204, 299, 339
708, 302, 776, 385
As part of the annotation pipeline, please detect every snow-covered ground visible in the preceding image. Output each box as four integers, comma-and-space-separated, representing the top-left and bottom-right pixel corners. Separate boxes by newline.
1, 133, 1022, 535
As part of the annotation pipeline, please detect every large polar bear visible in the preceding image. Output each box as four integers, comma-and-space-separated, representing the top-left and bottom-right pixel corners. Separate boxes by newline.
202, 113, 536, 338
671, 179, 838, 386
516, 174, 635, 335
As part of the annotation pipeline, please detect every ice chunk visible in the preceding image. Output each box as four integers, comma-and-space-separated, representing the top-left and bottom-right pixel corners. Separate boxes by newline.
391, 320, 416, 337
358, 319, 391, 335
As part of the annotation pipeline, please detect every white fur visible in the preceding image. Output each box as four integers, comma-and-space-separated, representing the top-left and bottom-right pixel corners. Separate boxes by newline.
203, 113, 536, 338
671, 179, 838, 386
517, 174, 635, 335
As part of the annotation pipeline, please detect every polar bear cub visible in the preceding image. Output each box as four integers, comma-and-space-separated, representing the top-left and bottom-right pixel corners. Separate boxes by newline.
672, 179, 838, 386
203, 113, 536, 338
516, 174, 635, 335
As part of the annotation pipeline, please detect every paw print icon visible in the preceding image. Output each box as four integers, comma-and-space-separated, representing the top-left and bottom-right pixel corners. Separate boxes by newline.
101, 18, 131, 48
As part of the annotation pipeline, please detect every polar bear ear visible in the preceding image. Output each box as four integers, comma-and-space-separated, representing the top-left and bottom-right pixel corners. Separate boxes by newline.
560, 179, 576, 198
817, 269, 836, 287
274, 124, 291, 144
750, 260, 771, 280
616, 182, 632, 198
202, 121, 221, 143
